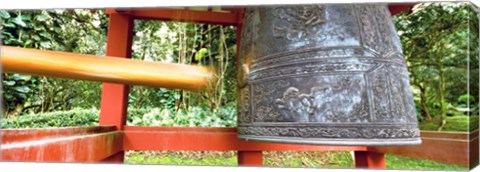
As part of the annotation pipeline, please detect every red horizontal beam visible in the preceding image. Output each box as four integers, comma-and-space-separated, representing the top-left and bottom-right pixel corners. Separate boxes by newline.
107, 8, 241, 26
123, 126, 366, 151
1, 126, 115, 144
105, 4, 414, 26
369, 130, 478, 166
1, 131, 123, 162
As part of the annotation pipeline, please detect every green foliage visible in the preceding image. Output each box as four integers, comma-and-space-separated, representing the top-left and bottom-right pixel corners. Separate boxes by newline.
129, 20, 237, 112
127, 106, 237, 127
457, 94, 475, 107
393, 3, 479, 130
1, 108, 99, 129
1, 9, 107, 117
1, 107, 237, 129
386, 154, 468, 171
419, 115, 478, 132
195, 48, 209, 61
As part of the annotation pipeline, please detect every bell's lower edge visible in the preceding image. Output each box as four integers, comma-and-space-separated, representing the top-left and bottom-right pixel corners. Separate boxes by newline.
238, 135, 422, 146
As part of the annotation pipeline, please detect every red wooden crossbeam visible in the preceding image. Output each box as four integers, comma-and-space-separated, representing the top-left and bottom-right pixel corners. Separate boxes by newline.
105, 4, 416, 27
122, 126, 366, 151
106, 8, 241, 26
0, 126, 122, 162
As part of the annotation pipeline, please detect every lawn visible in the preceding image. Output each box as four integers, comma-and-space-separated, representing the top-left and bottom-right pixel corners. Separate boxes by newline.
418, 115, 478, 132
124, 151, 469, 171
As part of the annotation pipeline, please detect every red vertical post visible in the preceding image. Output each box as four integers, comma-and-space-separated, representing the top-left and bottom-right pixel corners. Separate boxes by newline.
235, 9, 263, 167
238, 151, 263, 166
99, 11, 134, 163
354, 150, 386, 169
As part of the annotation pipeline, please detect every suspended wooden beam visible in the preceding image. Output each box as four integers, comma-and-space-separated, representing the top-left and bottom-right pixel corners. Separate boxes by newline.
1, 46, 214, 91
122, 126, 366, 151
0, 126, 122, 162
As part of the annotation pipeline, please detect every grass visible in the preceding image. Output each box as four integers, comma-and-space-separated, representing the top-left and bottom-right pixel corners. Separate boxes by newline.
387, 154, 469, 171
125, 151, 237, 166
124, 151, 469, 171
418, 115, 478, 132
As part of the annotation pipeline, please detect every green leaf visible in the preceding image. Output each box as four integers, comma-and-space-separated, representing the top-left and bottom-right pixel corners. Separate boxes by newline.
35, 14, 49, 22
194, 48, 208, 61
39, 31, 50, 38
3, 80, 16, 86
4, 94, 13, 99
12, 16, 26, 27
33, 35, 41, 41
2, 31, 13, 38
12, 74, 32, 81
0, 10, 10, 19
3, 22, 15, 28
21, 15, 31, 21
40, 41, 51, 48
13, 86, 30, 93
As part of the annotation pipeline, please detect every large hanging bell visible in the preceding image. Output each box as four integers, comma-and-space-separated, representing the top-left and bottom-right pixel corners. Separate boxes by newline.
237, 4, 421, 146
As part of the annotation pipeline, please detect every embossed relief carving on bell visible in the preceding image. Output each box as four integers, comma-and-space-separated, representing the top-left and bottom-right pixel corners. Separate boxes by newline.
237, 4, 421, 146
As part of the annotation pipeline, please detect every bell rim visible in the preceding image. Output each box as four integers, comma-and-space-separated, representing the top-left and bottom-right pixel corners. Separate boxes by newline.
238, 135, 422, 146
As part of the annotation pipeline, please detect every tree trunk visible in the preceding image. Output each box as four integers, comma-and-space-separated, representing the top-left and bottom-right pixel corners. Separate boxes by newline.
419, 86, 433, 121
7, 104, 25, 118
436, 56, 447, 131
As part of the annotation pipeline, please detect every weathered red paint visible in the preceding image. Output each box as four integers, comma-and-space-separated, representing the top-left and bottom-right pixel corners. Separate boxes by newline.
122, 126, 366, 151
98, 12, 134, 163
1, 129, 122, 162
238, 151, 263, 166
1, 126, 115, 144
354, 151, 386, 169
369, 130, 478, 167
106, 8, 240, 26
99, 13, 134, 131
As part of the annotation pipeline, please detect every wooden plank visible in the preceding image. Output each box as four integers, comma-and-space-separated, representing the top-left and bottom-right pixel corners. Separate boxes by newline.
123, 126, 366, 151
369, 131, 476, 166
1, 126, 115, 144
107, 8, 240, 26
1, 131, 123, 162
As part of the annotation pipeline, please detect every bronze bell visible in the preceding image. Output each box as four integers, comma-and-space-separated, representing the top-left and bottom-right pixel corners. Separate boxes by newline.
237, 4, 422, 146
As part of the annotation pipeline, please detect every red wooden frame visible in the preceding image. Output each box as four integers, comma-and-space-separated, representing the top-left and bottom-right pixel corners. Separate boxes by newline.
0, 4, 430, 169
1, 126, 122, 162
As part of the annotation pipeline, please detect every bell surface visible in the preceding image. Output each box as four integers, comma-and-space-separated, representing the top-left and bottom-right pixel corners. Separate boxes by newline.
237, 4, 422, 146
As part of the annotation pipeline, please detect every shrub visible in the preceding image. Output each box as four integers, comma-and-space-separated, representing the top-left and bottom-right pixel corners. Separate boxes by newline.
2, 106, 238, 129
1, 108, 99, 129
